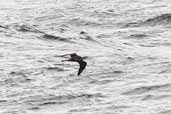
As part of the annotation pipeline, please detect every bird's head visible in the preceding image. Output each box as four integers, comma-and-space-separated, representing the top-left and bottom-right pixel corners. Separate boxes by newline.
70, 53, 77, 58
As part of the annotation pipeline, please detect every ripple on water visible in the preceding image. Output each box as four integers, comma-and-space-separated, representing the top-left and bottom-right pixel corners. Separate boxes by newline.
42, 34, 70, 42
160, 110, 171, 114
127, 34, 149, 39
122, 83, 171, 95
123, 13, 171, 27
24, 93, 105, 108
142, 94, 171, 101
46, 66, 64, 71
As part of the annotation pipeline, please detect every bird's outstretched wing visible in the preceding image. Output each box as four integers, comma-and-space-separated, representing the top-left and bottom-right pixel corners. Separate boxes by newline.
78, 61, 87, 76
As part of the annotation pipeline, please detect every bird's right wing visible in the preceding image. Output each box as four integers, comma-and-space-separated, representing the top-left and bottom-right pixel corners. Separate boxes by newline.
78, 61, 87, 76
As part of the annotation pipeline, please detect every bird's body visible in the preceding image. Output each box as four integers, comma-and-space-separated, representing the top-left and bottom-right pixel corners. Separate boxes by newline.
64, 53, 87, 76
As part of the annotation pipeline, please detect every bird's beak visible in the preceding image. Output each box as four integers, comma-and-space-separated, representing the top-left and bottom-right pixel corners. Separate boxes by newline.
61, 60, 67, 62
61, 59, 71, 62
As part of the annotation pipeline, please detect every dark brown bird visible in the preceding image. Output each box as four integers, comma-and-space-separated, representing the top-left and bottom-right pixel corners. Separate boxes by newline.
63, 53, 87, 76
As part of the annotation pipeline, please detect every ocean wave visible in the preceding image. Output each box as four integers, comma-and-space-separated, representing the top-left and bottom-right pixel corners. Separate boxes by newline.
122, 83, 171, 95
124, 13, 171, 27
42, 34, 71, 42
141, 13, 171, 26
160, 110, 171, 114
142, 94, 171, 101
24, 93, 105, 108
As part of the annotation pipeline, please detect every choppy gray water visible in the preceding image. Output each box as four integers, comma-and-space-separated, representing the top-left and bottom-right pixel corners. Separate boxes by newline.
0, 0, 171, 114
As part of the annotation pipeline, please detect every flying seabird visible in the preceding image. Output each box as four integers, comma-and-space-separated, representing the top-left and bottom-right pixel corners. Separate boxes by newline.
63, 53, 87, 76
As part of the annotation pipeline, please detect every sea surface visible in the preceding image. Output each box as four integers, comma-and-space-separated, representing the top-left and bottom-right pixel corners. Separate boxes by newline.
0, 0, 171, 114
